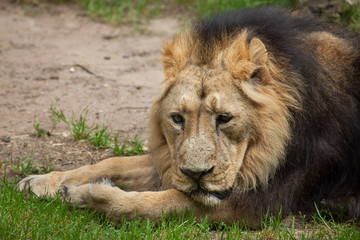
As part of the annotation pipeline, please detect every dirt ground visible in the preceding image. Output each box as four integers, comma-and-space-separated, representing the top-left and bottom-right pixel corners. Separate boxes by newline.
0, 1, 179, 178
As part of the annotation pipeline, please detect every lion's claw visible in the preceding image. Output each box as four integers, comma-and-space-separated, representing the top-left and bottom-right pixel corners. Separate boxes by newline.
18, 176, 33, 192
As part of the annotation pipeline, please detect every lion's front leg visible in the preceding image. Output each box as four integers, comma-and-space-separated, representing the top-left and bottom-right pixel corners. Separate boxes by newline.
63, 182, 198, 222
18, 155, 158, 197
62, 182, 249, 225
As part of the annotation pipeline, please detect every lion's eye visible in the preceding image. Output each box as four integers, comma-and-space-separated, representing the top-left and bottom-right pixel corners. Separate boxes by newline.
216, 113, 233, 125
171, 113, 185, 126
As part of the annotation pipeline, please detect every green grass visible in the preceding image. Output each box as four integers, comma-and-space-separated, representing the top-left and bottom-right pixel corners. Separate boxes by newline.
48, 105, 145, 155
76, 0, 293, 24
0, 178, 216, 239
334, 3, 360, 32
77, 0, 293, 25
0, 178, 121, 239
14, 0, 293, 24
78, 0, 162, 25
33, 121, 50, 137
112, 134, 145, 156
8, 153, 54, 178
1, 176, 359, 239
177, 0, 292, 18
89, 121, 112, 149
49, 106, 95, 141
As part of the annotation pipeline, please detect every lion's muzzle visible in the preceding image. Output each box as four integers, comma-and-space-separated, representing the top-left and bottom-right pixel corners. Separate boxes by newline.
178, 165, 232, 206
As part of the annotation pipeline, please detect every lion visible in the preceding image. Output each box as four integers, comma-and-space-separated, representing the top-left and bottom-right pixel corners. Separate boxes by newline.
19, 7, 360, 227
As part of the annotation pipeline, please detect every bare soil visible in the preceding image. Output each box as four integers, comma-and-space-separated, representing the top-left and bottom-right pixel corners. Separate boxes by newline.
0, 1, 179, 179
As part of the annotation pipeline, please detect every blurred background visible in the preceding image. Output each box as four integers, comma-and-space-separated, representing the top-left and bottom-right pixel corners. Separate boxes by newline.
11, 0, 360, 31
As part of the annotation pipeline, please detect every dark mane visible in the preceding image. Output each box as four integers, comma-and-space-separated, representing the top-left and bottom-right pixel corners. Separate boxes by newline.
194, 7, 359, 80
194, 6, 359, 53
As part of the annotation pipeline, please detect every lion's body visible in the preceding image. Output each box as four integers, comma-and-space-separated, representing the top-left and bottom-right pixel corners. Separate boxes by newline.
20, 7, 360, 226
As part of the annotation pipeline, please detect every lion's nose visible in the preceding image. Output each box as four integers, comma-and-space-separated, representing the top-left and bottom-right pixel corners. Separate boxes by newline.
180, 166, 214, 182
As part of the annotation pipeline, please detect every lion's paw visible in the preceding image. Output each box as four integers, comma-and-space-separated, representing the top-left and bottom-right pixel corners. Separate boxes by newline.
61, 179, 117, 209
61, 184, 93, 208
18, 172, 64, 197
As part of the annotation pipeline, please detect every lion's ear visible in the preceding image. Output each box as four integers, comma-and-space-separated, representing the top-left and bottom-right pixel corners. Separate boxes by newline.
162, 42, 179, 79
161, 32, 192, 79
225, 32, 268, 79
249, 38, 268, 65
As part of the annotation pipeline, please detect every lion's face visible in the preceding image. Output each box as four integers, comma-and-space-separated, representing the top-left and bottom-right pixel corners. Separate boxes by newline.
158, 65, 256, 206
150, 30, 298, 207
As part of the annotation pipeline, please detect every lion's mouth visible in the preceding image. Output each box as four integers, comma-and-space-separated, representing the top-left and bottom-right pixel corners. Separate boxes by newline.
184, 187, 232, 201
208, 189, 232, 200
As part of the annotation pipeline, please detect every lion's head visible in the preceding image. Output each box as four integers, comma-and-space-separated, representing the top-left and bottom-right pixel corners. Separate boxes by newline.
148, 29, 301, 207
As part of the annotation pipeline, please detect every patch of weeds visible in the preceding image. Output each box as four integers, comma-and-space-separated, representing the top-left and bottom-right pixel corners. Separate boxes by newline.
9, 154, 39, 178
49, 105, 68, 126
177, 0, 292, 18
260, 208, 285, 238
40, 156, 55, 173
77, 0, 162, 25
0, 159, 4, 170
49, 105, 145, 155
12, 0, 73, 4
8, 153, 54, 178
89, 122, 112, 149
11, 0, 38, 4
335, 3, 360, 32
69, 109, 95, 140
49, 106, 95, 140
112, 135, 145, 156
33, 121, 50, 137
